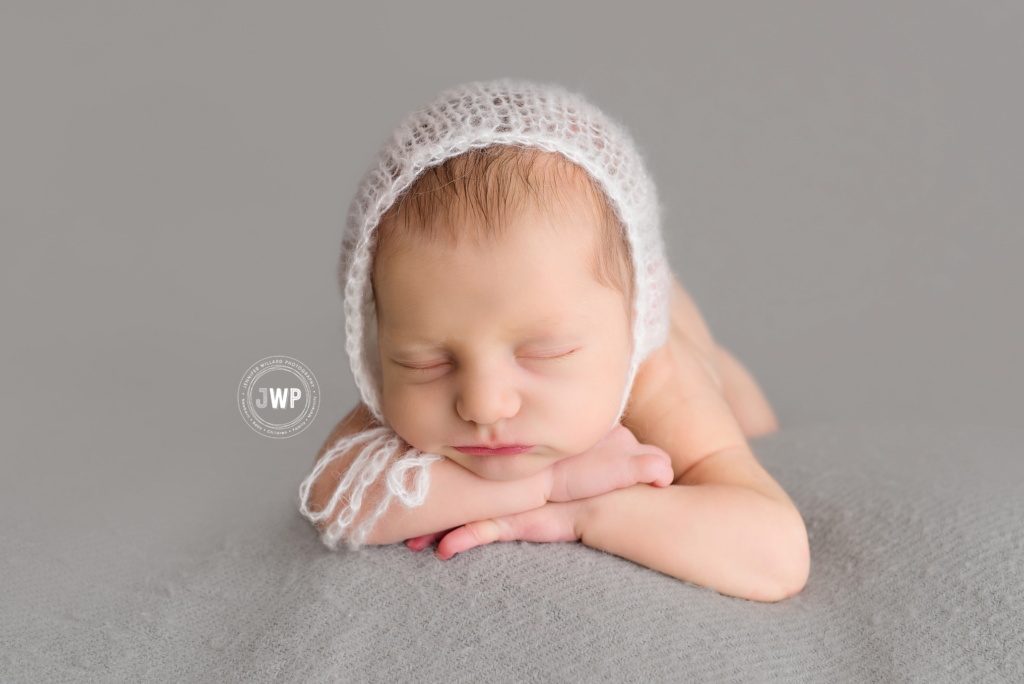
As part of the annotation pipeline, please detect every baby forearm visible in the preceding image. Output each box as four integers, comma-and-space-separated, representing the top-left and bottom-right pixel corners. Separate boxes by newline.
305, 406, 552, 547
366, 456, 550, 545
579, 483, 809, 602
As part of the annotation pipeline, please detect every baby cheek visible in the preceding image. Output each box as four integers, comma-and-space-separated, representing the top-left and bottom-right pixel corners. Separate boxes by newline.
546, 368, 626, 455
381, 380, 449, 451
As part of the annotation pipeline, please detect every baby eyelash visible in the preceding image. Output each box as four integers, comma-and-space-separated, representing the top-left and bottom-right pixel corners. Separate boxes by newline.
399, 349, 578, 371
522, 348, 579, 361
401, 362, 451, 372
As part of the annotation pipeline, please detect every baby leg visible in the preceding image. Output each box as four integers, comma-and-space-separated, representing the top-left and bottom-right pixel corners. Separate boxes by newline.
715, 346, 779, 438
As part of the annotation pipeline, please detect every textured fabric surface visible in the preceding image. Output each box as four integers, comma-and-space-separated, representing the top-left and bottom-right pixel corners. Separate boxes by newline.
3, 423, 1023, 683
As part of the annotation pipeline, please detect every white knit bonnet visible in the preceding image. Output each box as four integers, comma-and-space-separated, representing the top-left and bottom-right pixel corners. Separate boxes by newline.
299, 79, 673, 550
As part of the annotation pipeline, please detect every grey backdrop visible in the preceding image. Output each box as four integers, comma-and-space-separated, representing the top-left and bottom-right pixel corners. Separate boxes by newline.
1, 0, 1021, 569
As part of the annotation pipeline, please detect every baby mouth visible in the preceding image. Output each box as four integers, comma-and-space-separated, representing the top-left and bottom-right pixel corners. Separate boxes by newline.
452, 445, 534, 456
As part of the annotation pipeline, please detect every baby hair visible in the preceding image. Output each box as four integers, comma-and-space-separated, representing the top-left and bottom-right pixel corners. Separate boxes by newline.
372, 144, 635, 311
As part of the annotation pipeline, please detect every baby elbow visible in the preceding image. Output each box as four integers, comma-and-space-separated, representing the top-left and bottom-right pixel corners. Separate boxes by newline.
764, 515, 811, 602
774, 553, 810, 602
789, 541, 811, 598
739, 510, 809, 602
750, 558, 808, 603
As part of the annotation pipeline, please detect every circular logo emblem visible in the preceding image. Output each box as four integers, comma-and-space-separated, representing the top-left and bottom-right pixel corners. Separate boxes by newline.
238, 356, 320, 438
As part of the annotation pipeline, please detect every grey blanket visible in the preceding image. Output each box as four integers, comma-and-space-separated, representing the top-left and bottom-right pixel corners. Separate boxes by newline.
2, 422, 1022, 683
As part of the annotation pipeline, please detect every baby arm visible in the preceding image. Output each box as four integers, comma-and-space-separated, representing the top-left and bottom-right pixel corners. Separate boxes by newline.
304, 405, 673, 547
413, 425, 675, 556
426, 275, 808, 602
588, 278, 809, 602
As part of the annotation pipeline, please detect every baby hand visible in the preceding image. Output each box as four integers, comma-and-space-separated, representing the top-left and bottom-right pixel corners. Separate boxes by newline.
410, 500, 589, 560
545, 424, 674, 503
404, 425, 673, 557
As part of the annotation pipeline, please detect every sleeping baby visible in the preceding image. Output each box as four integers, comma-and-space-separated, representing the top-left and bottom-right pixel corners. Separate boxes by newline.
298, 80, 809, 602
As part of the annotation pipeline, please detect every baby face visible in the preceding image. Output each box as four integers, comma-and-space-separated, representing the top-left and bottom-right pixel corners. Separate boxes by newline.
373, 197, 633, 481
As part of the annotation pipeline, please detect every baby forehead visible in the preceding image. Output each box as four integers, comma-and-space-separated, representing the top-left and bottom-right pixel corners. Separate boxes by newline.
370, 144, 634, 313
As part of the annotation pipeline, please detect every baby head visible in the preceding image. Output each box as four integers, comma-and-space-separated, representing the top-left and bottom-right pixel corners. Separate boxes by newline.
340, 80, 673, 480
371, 145, 635, 480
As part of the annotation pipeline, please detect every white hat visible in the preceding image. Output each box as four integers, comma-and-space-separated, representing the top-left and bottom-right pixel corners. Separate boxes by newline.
300, 79, 672, 550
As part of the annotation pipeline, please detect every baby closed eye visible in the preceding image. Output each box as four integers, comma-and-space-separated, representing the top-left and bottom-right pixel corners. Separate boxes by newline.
519, 348, 580, 363
400, 362, 451, 372
394, 349, 580, 373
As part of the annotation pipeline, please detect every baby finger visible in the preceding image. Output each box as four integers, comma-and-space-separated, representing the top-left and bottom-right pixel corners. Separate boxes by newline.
406, 527, 458, 551
435, 520, 505, 560
630, 450, 676, 487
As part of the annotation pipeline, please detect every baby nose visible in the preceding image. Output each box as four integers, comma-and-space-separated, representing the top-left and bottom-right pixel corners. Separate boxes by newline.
455, 367, 521, 426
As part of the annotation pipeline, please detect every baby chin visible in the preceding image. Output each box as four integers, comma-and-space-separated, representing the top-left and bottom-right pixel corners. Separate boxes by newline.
446, 447, 558, 481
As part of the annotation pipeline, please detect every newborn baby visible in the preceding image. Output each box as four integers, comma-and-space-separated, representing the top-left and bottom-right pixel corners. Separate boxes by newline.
300, 81, 808, 602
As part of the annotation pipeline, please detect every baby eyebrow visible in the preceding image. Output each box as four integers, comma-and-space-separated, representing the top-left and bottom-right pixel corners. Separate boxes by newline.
387, 340, 447, 353
515, 336, 581, 352
377, 330, 447, 351
513, 331, 584, 344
